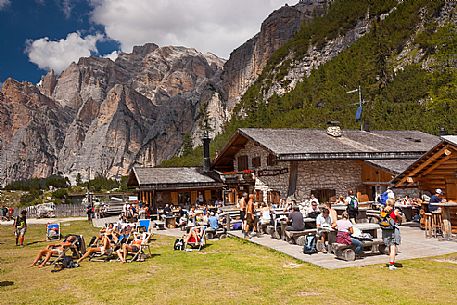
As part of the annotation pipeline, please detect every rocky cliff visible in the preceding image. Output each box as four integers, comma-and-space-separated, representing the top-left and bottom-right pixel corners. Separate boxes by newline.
222, 0, 331, 111
0, 44, 226, 184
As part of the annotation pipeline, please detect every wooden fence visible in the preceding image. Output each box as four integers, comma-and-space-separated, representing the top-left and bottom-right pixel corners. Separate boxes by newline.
25, 203, 86, 218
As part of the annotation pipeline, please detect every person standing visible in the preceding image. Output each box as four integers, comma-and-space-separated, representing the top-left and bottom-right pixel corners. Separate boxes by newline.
381, 199, 402, 270
345, 190, 359, 224
239, 193, 247, 233
13, 210, 27, 246
244, 194, 255, 238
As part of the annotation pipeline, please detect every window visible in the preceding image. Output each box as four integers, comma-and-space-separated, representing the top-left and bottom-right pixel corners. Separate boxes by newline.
311, 189, 336, 204
237, 155, 248, 171
252, 156, 261, 168
267, 154, 277, 166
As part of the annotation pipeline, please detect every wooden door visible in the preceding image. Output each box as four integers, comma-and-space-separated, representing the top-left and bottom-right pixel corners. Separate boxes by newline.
204, 190, 212, 203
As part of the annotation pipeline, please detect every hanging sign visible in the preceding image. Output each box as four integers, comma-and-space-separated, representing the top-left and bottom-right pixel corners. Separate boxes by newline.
257, 168, 288, 177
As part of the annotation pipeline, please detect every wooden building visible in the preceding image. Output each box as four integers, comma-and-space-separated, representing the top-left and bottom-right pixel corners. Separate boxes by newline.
127, 167, 223, 209
213, 128, 440, 204
393, 135, 457, 231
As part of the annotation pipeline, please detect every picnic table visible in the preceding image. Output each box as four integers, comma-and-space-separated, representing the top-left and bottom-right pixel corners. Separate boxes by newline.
332, 205, 368, 222
353, 223, 380, 238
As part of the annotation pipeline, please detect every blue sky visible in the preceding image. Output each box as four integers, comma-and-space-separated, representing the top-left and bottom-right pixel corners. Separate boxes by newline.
0, 0, 296, 84
0, 0, 117, 83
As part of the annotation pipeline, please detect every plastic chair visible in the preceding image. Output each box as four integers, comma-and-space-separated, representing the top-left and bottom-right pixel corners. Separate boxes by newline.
139, 219, 151, 233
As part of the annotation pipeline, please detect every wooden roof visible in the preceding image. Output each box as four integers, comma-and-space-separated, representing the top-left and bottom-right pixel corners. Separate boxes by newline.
213, 128, 440, 170
393, 136, 457, 187
127, 167, 223, 190
365, 159, 418, 175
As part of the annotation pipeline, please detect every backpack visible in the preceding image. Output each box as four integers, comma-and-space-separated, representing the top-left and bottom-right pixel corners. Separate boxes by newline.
174, 238, 184, 251
379, 211, 395, 230
379, 191, 389, 206
303, 234, 317, 254
348, 196, 358, 210
52, 256, 79, 272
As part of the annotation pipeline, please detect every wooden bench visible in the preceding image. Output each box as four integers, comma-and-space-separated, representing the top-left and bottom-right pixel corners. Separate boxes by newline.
331, 238, 385, 261
284, 229, 318, 246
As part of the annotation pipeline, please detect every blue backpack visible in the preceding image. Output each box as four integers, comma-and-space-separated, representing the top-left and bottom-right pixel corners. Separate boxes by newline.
303, 234, 317, 254
379, 191, 389, 206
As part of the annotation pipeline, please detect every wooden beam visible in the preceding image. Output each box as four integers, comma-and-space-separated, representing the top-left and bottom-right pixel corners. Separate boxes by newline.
396, 146, 451, 185
421, 152, 454, 176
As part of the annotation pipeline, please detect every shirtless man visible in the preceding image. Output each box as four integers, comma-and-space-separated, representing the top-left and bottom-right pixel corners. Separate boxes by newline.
30, 236, 77, 268
77, 234, 112, 263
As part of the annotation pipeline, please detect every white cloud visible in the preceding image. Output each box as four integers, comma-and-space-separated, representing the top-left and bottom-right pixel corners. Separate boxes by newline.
26, 32, 103, 74
0, 0, 10, 10
90, 0, 298, 58
103, 50, 119, 61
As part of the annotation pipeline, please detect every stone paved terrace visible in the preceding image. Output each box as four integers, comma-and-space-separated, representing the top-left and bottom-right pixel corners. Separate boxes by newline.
228, 223, 457, 269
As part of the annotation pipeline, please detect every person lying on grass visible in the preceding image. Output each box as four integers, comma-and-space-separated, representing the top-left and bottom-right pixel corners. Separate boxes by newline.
116, 230, 147, 263
77, 235, 113, 263
30, 236, 77, 268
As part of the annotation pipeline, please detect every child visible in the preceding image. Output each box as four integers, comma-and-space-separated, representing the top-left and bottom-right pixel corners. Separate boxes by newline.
13, 210, 27, 246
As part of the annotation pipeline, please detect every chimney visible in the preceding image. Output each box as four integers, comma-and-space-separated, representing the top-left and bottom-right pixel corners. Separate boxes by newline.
203, 134, 211, 172
326, 120, 342, 137
439, 127, 447, 136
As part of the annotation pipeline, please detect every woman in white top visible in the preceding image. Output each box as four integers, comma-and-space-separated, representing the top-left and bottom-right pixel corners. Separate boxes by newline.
336, 212, 363, 257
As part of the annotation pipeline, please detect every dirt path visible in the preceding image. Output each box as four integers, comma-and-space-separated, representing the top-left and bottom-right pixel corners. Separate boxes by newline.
0, 216, 87, 226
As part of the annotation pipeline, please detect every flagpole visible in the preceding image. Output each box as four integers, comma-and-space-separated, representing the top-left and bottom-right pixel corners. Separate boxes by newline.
358, 85, 362, 131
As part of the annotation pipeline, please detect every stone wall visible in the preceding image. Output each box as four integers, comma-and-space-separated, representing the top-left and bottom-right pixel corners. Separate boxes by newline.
294, 160, 362, 201
233, 141, 364, 203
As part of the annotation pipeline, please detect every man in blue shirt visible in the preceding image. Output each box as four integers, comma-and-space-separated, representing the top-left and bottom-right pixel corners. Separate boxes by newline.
429, 189, 444, 212
208, 212, 219, 230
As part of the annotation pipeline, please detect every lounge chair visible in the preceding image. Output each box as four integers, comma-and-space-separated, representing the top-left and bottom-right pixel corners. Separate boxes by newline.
184, 226, 206, 251
128, 232, 153, 262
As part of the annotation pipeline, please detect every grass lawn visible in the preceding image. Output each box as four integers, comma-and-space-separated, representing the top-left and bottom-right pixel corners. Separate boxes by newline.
1, 221, 456, 305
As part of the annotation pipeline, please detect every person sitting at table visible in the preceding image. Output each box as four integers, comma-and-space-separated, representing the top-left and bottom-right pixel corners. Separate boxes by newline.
306, 200, 320, 219
163, 204, 172, 216
428, 189, 445, 213
208, 212, 219, 230
324, 202, 338, 227
285, 206, 305, 232
336, 211, 363, 258
316, 208, 333, 253
401, 195, 412, 206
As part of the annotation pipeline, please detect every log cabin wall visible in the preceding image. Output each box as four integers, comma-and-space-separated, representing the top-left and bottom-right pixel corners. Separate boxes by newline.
394, 140, 457, 233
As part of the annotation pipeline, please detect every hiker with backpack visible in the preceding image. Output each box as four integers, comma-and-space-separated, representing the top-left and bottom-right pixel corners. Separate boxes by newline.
345, 190, 359, 224
380, 199, 402, 270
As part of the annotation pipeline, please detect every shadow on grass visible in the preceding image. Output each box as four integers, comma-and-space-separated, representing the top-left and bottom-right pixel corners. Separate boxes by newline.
0, 281, 14, 287
26, 240, 47, 246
